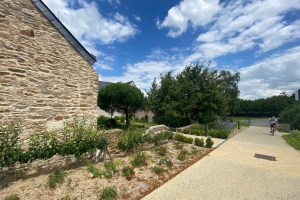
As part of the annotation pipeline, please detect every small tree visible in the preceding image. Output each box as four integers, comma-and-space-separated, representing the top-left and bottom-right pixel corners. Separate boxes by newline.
97, 82, 144, 128
279, 101, 300, 130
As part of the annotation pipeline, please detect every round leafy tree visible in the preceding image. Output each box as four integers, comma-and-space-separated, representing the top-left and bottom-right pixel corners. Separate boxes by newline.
97, 82, 144, 128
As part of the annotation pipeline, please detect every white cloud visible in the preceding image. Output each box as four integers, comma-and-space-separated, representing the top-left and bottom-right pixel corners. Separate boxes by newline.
201, 0, 300, 57
133, 15, 141, 22
43, 0, 137, 47
239, 46, 300, 99
157, 0, 221, 37
107, 0, 120, 5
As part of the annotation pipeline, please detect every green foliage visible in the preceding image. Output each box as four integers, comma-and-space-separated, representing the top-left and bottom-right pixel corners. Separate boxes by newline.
87, 162, 101, 178
98, 82, 144, 128
46, 166, 67, 189
279, 101, 300, 130
174, 134, 193, 144
151, 165, 166, 174
130, 152, 149, 167
147, 62, 237, 126
194, 138, 204, 147
237, 92, 294, 116
97, 116, 117, 129
177, 149, 189, 161
122, 166, 135, 180
173, 141, 185, 149
205, 137, 214, 148
0, 123, 22, 167
156, 157, 173, 168
209, 129, 229, 139
282, 130, 300, 150
148, 131, 174, 146
115, 127, 146, 151
0, 119, 109, 167
155, 146, 168, 156
100, 186, 117, 200
4, 194, 19, 200
120, 116, 125, 123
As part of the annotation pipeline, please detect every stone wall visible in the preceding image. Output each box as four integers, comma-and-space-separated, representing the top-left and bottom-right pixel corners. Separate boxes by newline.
0, 0, 98, 134
135, 110, 154, 122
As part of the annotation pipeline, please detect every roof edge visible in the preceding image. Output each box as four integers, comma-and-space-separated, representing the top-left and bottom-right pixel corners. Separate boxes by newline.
32, 0, 97, 65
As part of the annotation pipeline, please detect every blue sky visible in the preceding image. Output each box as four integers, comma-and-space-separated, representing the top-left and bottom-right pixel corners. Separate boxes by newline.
43, 0, 300, 99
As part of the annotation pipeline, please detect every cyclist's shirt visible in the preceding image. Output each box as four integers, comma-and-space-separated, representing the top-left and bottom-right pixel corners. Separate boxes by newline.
270, 118, 276, 124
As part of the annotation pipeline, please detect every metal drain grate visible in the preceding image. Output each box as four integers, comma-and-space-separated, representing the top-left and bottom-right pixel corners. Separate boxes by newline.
254, 153, 276, 161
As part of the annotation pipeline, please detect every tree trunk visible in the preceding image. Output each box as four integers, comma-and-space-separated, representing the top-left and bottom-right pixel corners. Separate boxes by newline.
125, 109, 130, 129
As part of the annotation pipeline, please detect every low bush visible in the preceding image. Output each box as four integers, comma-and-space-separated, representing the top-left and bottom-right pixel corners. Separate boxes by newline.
155, 146, 168, 156
151, 166, 166, 174
174, 134, 193, 144
194, 138, 204, 147
205, 137, 214, 148
100, 186, 117, 200
46, 166, 67, 189
209, 129, 229, 139
87, 162, 101, 178
4, 194, 19, 200
130, 152, 149, 167
120, 116, 125, 123
122, 166, 135, 180
115, 128, 146, 151
177, 149, 189, 161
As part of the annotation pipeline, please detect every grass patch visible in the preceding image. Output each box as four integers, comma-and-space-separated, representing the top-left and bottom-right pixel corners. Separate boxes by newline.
282, 130, 300, 150
239, 122, 250, 127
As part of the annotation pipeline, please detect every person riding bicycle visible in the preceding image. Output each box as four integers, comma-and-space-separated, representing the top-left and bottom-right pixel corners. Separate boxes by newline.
269, 116, 277, 133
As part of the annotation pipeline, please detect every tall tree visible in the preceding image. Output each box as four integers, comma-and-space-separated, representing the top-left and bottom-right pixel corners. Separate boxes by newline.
218, 70, 240, 116
147, 62, 231, 126
97, 83, 144, 128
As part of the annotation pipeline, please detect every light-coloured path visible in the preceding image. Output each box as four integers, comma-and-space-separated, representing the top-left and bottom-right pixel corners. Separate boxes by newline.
142, 126, 300, 200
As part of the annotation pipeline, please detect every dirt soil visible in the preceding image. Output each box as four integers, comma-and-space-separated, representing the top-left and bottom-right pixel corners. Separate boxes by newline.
0, 128, 245, 200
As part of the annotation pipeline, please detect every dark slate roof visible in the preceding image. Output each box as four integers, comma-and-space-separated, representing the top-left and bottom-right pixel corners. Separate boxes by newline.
32, 0, 97, 65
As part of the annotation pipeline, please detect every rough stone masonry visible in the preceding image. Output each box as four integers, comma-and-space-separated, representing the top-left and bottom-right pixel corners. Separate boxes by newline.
0, 0, 98, 135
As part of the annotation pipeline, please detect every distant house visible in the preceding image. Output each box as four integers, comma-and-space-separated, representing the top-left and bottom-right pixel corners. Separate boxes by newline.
0, 0, 99, 133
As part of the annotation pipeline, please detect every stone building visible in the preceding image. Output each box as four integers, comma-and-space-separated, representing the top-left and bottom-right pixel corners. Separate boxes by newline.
0, 0, 98, 134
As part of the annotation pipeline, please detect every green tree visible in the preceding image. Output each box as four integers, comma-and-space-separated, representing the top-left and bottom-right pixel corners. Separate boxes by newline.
147, 62, 231, 127
97, 83, 144, 128
279, 101, 300, 130
218, 70, 240, 116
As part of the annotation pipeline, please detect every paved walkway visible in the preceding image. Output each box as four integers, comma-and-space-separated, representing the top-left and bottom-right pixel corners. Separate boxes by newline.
142, 126, 300, 200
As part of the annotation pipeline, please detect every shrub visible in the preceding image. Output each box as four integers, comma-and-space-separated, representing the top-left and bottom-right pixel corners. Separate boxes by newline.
114, 116, 120, 121
155, 146, 168, 156
120, 116, 125, 123
173, 141, 185, 149
97, 116, 109, 128
194, 138, 204, 147
156, 157, 173, 168
115, 127, 146, 151
183, 129, 190, 134
174, 134, 193, 144
5, 194, 19, 200
0, 123, 22, 167
279, 101, 300, 130
122, 166, 135, 180
209, 129, 229, 139
106, 118, 117, 128
205, 137, 214, 148
151, 166, 166, 174
104, 160, 122, 178
46, 166, 67, 189
87, 162, 101, 178
130, 152, 149, 167
177, 149, 189, 161
149, 131, 174, 146
100, 186, 117, 200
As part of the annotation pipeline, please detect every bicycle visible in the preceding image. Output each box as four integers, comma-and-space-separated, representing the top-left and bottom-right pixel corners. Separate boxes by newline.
270, 124, 276, 136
